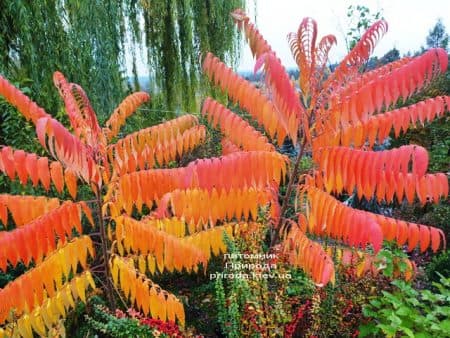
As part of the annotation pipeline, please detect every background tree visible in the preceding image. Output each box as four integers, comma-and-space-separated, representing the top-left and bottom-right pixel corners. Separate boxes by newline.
426, 18, 449, 50
0, 0, 244, 121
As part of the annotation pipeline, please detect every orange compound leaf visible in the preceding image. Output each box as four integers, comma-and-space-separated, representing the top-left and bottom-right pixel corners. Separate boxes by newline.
0, 236, 94, 324
371, 213, 446, 253
305, 183, 446, 254
282, 222, 335, 286
35, 117, 100, 185
314, 95, 449, 151
53, 72, 96, 144
255, 52, 303, 145
202, 97, 275, 152
1, 272, 95, 337
1, 147, 41, 188
319, 20, 388, 108
185, 151, 288, 192
0, 194, 60, 229
290, 17, 318, 98
140, 217, 188, 238
0, 202, 93, 271
70, 83, 102, 142
314, 146, 446, 204
328, 49, 447, 127
110, 255, 185, 326
114, 216, 207, 273
231, 9, 273, 58
0, 147, 81, 196
108, 114, 201, 175
202, 52, 288, 145
155, 187, 278, 228
104, 92, 150, 141
306, 187, 383, 253
0, 75, 51, 124
110, 151, 288, 214
221, 137, 240, 155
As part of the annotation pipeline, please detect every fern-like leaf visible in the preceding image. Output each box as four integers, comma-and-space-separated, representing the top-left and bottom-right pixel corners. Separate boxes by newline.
0, 146, 78, 197
155, 187, 279, 228
0, 272, 95, 337
0, 202, 93, 270
114, 216, 207, 273
202, 97, 275, 152
0, 195, 60, 228
104, 92, 150, 141
282, 221, 335, 286
0, 236, 94, 324
110, 255, 185, 325
202, 52, 289, 144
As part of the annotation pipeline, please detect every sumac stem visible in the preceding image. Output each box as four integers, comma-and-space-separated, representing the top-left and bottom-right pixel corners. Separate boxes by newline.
271, 137, 308, 246
95, 191, 116, 308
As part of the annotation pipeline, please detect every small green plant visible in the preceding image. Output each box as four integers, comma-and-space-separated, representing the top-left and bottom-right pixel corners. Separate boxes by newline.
215, 232, 252, 338
85, 304, 153, 338
360, 275, 450, 337
426, 250, 450, 283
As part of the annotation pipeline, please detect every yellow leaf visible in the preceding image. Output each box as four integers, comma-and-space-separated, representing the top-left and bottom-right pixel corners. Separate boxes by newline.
138, 255, 146, 274
147, 255, 156, 275
17, 314, 33, 338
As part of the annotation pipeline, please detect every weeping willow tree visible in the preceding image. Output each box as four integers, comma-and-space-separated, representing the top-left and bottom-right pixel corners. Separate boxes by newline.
0, 0, 244, 121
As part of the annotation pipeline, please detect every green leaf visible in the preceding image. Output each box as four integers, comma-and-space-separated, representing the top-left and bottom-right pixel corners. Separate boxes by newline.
388, 313, 402, 326
400, 327, 415, 338
358, 323, 378, 337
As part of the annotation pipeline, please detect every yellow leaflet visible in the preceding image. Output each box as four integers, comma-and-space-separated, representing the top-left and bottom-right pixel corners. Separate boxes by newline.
85, 271, 96, 290
129, 275, 137, 307
147, 255, 156, 275
175, 300, 185, 327
149, 287, 158, 319
17, 314, 33, 338
46, 300, 57, 324
62, 285, 75, 309
111, 259, 119, 286
39, 304, 53, 330
76, 276, 86, 303
120, 265, 130, 299
30, 312, 46, 336
55, 292, 66, 317
138, 255, 146, 274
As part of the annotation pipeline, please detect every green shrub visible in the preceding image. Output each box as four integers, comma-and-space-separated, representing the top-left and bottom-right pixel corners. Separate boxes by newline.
360, 275, 450, 337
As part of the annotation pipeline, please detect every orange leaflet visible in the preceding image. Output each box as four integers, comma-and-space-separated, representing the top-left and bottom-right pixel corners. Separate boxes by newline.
104, 92, 150, 141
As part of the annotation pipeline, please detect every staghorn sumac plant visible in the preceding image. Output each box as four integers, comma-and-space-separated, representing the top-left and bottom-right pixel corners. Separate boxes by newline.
0, 69, 287, 336
202, 9, 448, 286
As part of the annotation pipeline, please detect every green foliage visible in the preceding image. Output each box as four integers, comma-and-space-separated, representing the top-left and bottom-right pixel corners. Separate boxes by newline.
85, 304, 154, 338
302, 269, 390, 338
345, 5, 382, 50
215, 224, 295, 337
427, 250, 450, 283
0, 0, 244, 120
426, 18, 449, 50
0, 0, 125, 118
360, 276, 450, 337
215, 233, 251, 338
375, 246, 411, 279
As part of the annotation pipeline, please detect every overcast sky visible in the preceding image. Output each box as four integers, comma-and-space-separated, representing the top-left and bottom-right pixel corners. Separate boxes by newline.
238, 0, 450, 71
